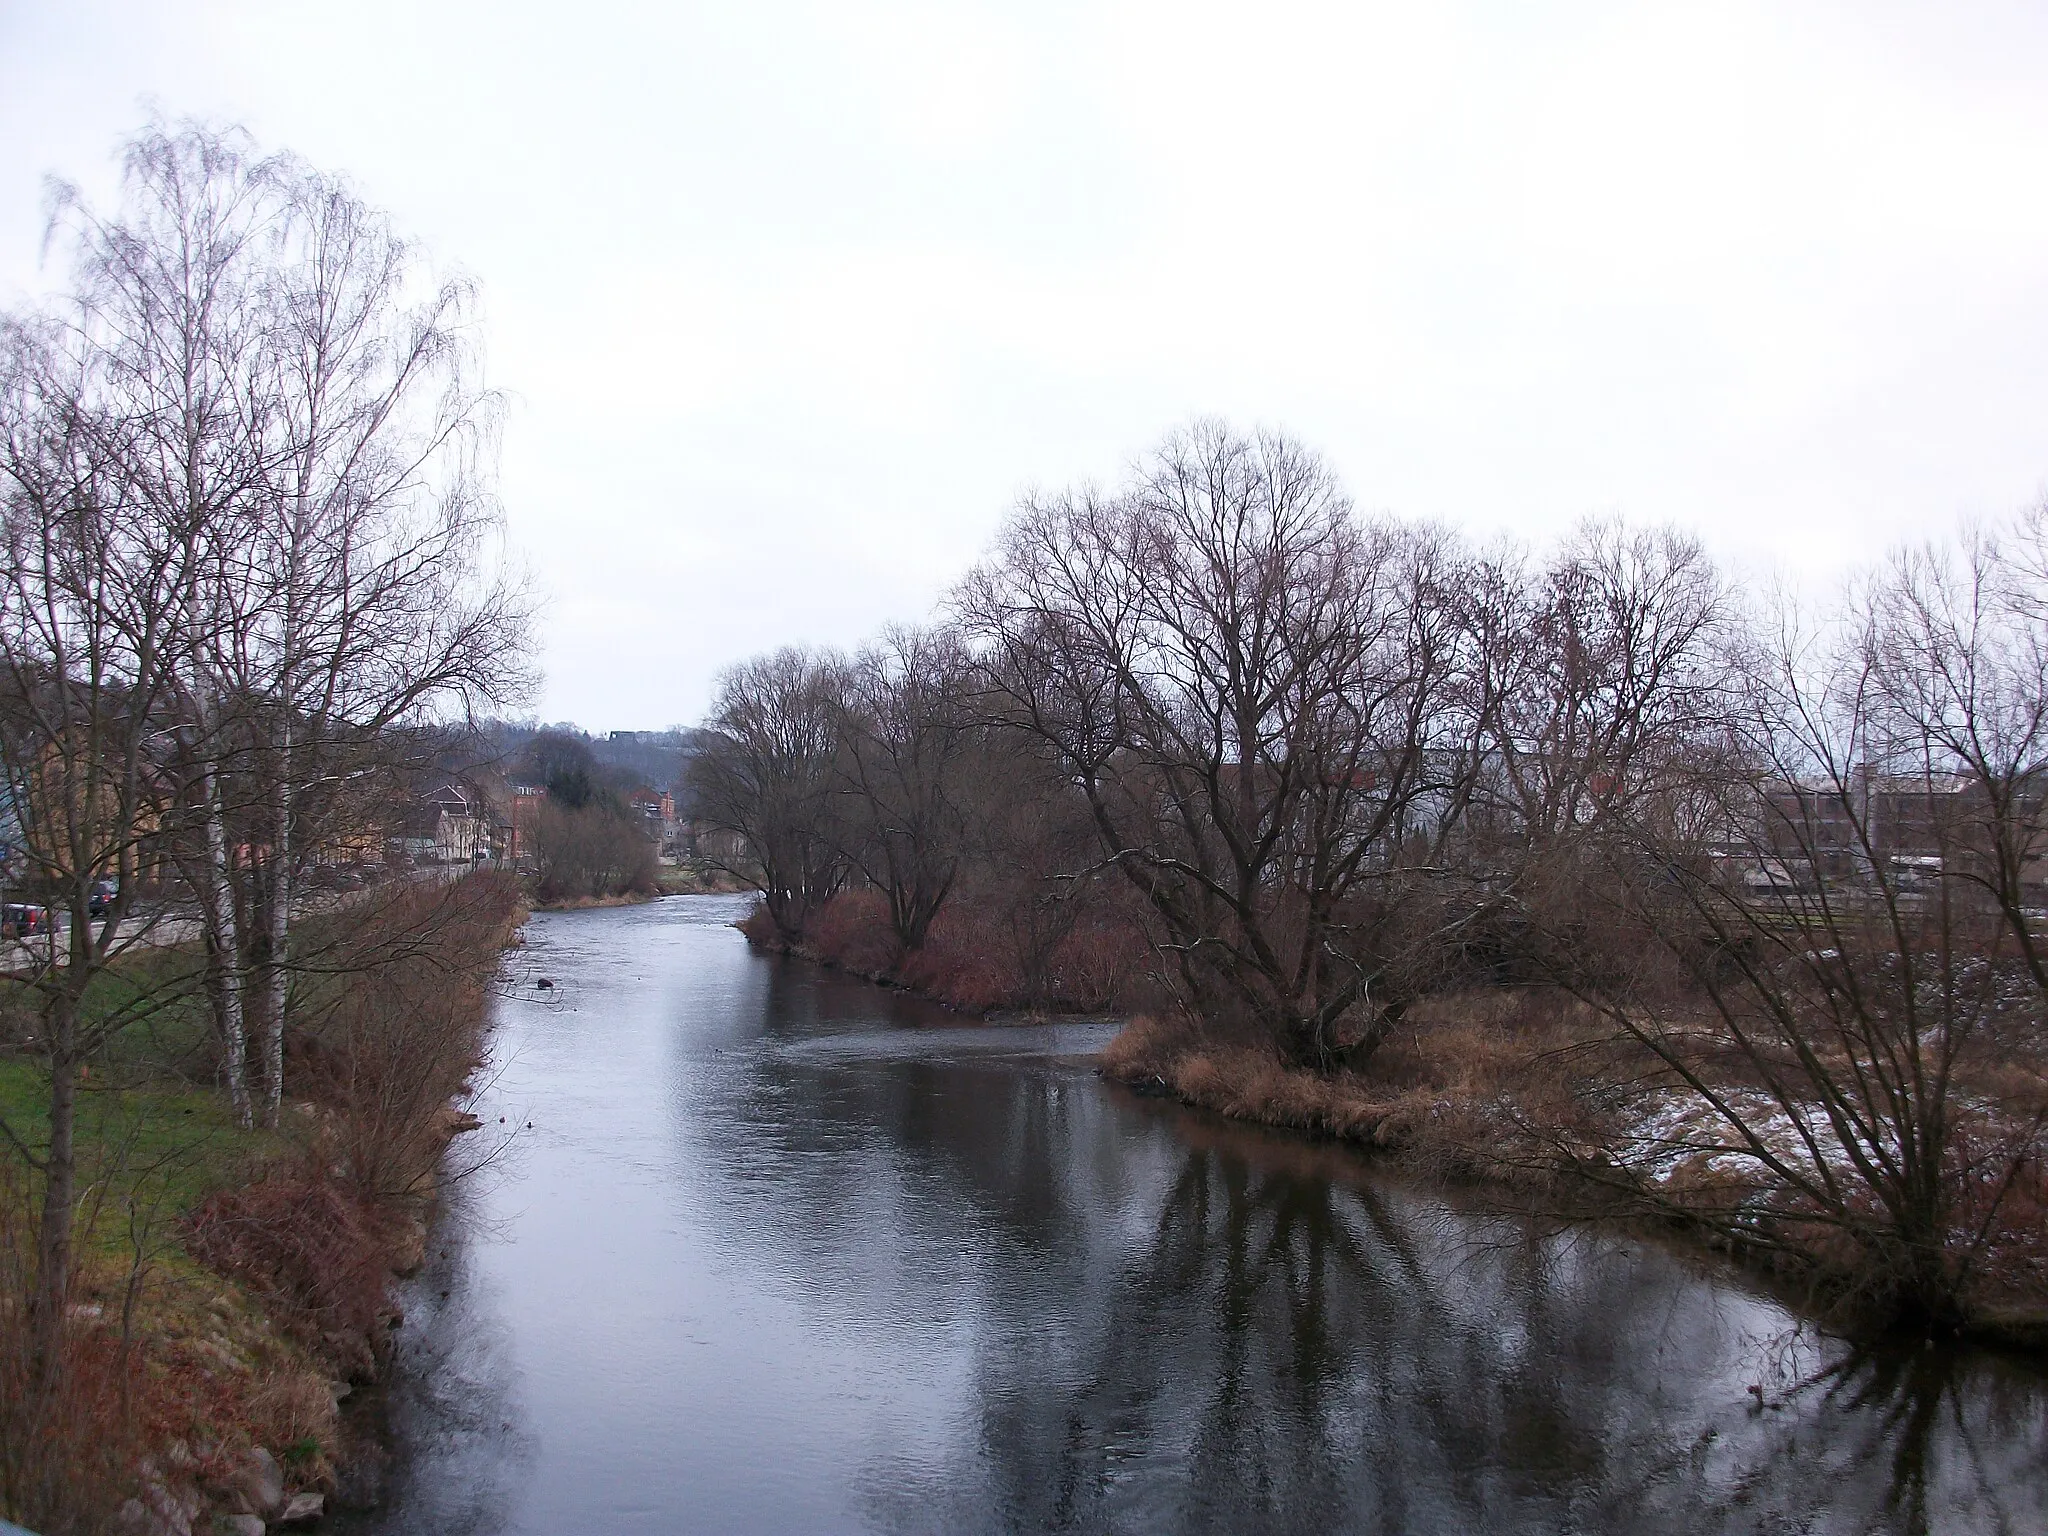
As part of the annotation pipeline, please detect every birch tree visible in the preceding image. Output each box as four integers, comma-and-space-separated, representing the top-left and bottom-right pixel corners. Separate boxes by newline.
238, 158, 528, 1124
42, 123, 530, 1126
43, 124, 283, 1123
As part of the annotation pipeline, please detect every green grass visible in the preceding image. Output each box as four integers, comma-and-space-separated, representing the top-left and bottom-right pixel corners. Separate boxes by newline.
0, 939, 252, 1261
0, 1053, 280, 1271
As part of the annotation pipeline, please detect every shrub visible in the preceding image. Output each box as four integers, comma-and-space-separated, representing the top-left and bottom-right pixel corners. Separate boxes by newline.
804, 889, 898, 977
532, 802, 658, 903
736, 900, 782, 949
755, 880, 1161, 1015
182, 1177, 393, 1379
286, 872, 524, 1201
0, 1161, 145, 1533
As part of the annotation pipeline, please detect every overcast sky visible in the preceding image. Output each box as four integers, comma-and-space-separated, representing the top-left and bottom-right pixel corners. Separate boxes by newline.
5, 1, 2048, 729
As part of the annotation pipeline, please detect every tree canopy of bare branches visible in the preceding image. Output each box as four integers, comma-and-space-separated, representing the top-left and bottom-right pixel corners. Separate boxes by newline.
30, 121, 530, 1126
960, 421, 1489, 1066
687, 647, 852, 944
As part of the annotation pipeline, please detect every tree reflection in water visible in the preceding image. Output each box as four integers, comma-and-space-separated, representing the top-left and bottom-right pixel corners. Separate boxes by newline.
933, 1116, 2038, 1533
350, 920, 2048, 1536
716, 982, 2045, 1536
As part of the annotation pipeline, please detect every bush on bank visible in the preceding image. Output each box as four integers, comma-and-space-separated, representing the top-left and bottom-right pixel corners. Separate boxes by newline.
531, 801, 659, 906
0, 871, 524, 1535
744, 885, 1162, 1017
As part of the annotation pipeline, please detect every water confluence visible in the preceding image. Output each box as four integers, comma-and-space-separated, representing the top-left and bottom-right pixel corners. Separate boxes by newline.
343, 895, 2047, 1535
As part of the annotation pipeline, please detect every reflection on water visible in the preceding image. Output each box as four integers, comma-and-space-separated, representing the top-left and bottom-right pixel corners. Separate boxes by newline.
338, 896, 2048, 1535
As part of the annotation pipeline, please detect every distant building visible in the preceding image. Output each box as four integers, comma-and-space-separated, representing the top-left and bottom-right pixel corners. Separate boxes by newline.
506, 782, 546, 864
628, 786, 677, 850
1760, 770, 1972, 885
397, 784, 487, 865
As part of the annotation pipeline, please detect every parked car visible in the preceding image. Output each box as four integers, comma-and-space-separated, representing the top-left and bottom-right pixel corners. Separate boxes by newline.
87, 879, 117, 918
2, 902, 50, 937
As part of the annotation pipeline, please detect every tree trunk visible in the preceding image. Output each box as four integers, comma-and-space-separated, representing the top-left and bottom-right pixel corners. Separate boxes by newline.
198, 758, 251, 1128
259, 757, 291, 1127
32, 997, 78, 1402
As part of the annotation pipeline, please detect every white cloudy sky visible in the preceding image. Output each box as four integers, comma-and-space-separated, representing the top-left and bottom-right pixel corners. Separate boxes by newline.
5, 1, 2048, 728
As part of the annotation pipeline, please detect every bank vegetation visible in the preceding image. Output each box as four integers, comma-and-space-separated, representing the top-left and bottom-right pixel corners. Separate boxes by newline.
0, 122, 530, 1533
691, 420, 2048, 1344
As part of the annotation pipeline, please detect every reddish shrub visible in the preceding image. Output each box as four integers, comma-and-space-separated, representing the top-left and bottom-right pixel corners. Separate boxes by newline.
804, 889, 899, 977
784, 883, 1162, 1014
734, 876, 1161, 1016
899, 905, 1021, 1011
182, 1180, 394, 1378
1044, 914, 1157, 1013
0, 1305, 149, 1532
286, 871, 523, 1200
737, 900, 782, 949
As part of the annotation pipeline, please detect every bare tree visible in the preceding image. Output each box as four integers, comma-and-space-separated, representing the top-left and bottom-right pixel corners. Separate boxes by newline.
1554, 544, 2048, 1327
0, 315, 200, 1405
1865, 515, 2048, 986
1456, 521, 1733, 974
237, 151, 530, 1124
42, 122, 531, 1126
42, 122, 284, 1123
961, 421, 1486, 1067
688, 647, 851, 943
829, 625, 975, 960
1482, 520, 1729, 846
530, 799, 657, 902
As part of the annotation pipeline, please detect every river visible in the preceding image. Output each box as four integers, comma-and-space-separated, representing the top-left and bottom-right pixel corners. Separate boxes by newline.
341, 895, 2048, 1535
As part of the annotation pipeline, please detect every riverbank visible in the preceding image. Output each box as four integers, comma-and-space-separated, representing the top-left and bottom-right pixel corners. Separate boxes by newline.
740, 886, 1157, 1016
530, 890, 654, 912
732, 894, 2048, 1350
0, 873, 524, 1533
1098, 1001, 2048, 1352
655, 864, 751, 898
525, 861, 747, 911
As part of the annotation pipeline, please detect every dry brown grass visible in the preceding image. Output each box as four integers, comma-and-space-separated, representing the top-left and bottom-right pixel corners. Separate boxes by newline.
181, 1177, 396, 1381
288, 871, 525, 1202
1101, 990, 1639, 1196
242, 1365, 338, 1449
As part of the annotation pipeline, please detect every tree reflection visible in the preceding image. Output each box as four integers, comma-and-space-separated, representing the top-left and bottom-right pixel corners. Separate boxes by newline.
864, 1102, 2044, 1535
683, 963, 2045, 1535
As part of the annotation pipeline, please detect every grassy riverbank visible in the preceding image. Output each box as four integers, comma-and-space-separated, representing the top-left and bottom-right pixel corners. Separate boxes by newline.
0, 872, 524, 1534
528, 861, 748, 910
530, 890, 655, 912
656, 864, 751, 898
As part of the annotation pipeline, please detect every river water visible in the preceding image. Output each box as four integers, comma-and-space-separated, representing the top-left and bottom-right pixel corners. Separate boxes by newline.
344, 896, 2048, 1535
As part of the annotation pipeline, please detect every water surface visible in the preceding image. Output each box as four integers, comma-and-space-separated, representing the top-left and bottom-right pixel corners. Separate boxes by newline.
349, 896, 2048, 1534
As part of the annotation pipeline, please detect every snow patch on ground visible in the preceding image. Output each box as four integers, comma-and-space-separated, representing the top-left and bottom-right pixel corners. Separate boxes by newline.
1613, 1090, 1861, 1189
